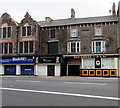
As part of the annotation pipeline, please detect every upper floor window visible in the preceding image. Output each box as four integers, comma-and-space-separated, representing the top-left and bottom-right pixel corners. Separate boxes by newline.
51, 29, 55, 38
0, 43, 3, 54
0, 27, 12, 39
19, 41, 33, 53
3, 28, 6, 38
67, 41, 80, 54
95, 26, 102, 36
70, 29, 78, 37
2, 43, 13, 54
92, 41, 105, 53
48, 42, 58, 54
22, 26, 32, 37
8, 27, 12, 38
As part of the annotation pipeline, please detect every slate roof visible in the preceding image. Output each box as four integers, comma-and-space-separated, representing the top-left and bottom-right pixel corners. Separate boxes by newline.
38, 16, 118, 27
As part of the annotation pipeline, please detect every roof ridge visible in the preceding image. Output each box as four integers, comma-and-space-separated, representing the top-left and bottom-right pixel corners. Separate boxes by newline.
38, 15, 116, 22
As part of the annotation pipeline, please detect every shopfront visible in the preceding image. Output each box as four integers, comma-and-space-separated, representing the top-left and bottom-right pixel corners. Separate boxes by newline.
81, 55, 118, 77
36, 55, 62, 76
67, 59, 80, 76
0, 57, 35, 75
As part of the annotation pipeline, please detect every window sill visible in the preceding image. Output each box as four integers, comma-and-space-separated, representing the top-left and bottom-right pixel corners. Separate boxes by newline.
21, 36, 32, 38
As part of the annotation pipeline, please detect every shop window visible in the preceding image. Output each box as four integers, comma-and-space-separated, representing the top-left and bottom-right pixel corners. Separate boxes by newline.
101, 58, 114, 69
70, 29, 78, 37
92, 41, 105, 53
82, 58, 94, 68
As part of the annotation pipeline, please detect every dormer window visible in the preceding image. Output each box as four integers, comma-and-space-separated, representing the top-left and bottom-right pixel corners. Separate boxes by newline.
22, 25, 31, 37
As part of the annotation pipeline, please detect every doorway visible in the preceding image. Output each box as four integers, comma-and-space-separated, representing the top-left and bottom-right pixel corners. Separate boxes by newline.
68, 65, 80, 76
47, 65, 55, 76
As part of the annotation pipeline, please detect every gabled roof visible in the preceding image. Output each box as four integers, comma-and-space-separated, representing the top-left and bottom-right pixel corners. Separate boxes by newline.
38, 16, 118, 27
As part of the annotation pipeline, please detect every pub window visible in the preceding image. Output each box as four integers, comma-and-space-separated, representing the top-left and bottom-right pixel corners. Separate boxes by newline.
51, 29, 55, 38
3, 27, 6, 38
24, 42, 28, 53
29, 41, 33, 53
22, 27, 26, 36
9, 43, 13, 54
19, 42, 23, 53
4, 43, 8, 54
8, 27, 12, 38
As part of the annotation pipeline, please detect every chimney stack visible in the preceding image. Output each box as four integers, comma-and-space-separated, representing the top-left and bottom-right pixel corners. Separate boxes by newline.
112, 2, 116, 16
71, 8, 75, 19
45, 17, 52, 22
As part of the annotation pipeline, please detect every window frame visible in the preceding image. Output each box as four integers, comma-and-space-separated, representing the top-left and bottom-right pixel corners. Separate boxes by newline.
70, 28, 78, 37
95, 26, 102, 36
92, 41, 105, 53
51, 29, 55, 38
67, 41, 80, 54
21, 25, 32, 37
0, 26, 12, 39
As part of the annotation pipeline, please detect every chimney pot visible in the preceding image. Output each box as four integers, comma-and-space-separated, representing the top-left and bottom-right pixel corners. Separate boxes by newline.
45, 17, 52, 22
71, 8, 75, 19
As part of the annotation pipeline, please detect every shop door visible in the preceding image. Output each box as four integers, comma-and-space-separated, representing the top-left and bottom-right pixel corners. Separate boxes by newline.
47, 65, 55, 76
4, 65, 16, 75
21, 65, 34, 75
68, 65, 80, 76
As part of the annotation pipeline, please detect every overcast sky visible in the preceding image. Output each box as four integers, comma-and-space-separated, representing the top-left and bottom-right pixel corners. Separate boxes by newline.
0, 0, 120, 22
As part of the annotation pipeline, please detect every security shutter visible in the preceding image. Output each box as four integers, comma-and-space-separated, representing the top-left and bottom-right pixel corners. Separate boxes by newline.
102, 58, 114, 69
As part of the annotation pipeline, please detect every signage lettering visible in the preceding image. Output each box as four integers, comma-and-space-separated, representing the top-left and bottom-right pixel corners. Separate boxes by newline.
12, 57, 27, 61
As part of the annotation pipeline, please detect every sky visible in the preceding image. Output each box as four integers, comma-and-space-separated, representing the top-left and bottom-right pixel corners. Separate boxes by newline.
0, 0, 120, 22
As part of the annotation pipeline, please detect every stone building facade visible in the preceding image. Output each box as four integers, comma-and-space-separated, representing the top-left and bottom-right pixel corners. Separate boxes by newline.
0, 2, 120, 77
